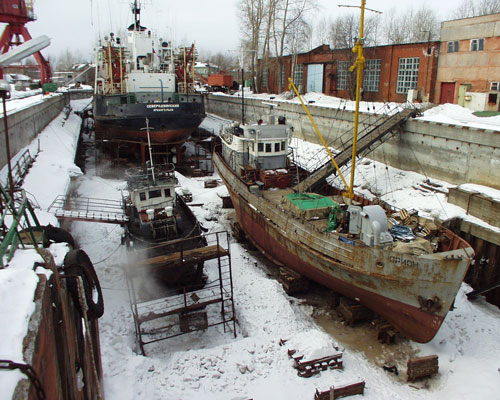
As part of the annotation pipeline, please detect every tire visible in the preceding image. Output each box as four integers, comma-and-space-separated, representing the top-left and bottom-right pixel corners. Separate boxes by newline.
43, 224, 75, 248
63, 249, 104, 319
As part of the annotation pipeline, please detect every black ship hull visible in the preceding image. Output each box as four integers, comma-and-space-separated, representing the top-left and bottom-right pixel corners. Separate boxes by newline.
93, 94, 205, 144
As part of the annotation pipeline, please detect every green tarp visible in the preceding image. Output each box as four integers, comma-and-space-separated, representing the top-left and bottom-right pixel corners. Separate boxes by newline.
286, 193, 336, 211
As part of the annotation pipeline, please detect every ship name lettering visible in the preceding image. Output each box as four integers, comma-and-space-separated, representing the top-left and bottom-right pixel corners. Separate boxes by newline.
146, 104, 180, 109
153, 108, 174, 112
390, 256, 419, 268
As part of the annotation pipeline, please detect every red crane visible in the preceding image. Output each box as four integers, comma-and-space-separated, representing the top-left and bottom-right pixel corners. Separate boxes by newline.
0, 0, 52, 83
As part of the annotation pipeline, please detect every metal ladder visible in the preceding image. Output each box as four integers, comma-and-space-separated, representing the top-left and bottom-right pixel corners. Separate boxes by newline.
0, 184, 43, 268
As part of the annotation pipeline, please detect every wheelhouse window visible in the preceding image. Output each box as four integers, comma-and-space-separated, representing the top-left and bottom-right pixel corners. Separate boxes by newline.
274, 143, 280, 152
470, 38, 484, 51
139, 192, 146, 201
396, 57, 419, 94
281, 141, 286, 150
258, 143, 264, 152
265, 143, 272, 153
363, 59, 381, 92
337, 61, 349, 90
447, 41, 459, 53
149, 189, 161, 199
164, 188, 171, 197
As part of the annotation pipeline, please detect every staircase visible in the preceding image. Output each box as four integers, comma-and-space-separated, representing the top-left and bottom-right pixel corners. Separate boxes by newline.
294, 107, 420, 193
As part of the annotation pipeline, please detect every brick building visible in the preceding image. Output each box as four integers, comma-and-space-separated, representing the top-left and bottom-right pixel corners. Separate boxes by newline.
260, 41, 440, 103
436, 13, 500, 111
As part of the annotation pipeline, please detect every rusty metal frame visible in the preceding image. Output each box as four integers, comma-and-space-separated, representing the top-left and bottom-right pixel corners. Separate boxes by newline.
125, 230, 236, 355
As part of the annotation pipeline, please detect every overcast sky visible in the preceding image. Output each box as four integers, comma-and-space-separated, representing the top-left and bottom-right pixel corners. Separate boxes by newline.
24, 0, 459, 62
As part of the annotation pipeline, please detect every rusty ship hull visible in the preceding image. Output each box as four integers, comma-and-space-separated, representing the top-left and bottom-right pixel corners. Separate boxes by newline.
214, 151, 473, 343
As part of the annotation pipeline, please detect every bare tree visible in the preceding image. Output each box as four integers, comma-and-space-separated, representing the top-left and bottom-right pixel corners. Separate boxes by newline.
238, 0, 266, 91
329, 13, 378, 49
56, 49, 85, 71
452, 0, 500, 18
476, 0, 500, 14
314, 17, 331, 47
272, 0, 317, 91
209, 53, 238, 73
384, 6, 439, 44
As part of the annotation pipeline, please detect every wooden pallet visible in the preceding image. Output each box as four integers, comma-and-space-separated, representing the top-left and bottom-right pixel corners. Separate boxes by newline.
314, 380, 365, 400
288, 349, 343, 378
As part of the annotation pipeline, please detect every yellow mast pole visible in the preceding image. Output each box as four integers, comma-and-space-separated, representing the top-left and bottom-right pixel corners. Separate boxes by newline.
348, 0, 366, 198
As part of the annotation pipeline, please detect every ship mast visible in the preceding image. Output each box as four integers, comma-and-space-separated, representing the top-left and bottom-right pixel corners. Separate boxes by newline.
347, 1, 366, 198
132, 0, 141, 31
343, 0, 381, 198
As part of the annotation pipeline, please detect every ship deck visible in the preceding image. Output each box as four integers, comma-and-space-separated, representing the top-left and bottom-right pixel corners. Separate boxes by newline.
260, 187, 356, 242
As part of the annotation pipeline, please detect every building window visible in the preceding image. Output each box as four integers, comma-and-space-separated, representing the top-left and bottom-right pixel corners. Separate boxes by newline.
491, 82, 499, 91
258, 143, 264, 152
337, 61, 349, 90
149, 189, 161, 199
262, 69, 269, 89
293, 64, 303, 87
164, 189, 171, 197
396, 57, 420, 94
281, 141, 286, 150
266, 143, 272, 153
447, 41, 459, 53
139, 192, 146, 201
279, 64, 286, 89
363, 59, 381, 92
274, 143, 280, 152
470, 38, 484, 51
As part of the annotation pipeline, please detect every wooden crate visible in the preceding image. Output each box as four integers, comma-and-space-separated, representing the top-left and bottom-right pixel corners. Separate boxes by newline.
407, 355, 438, 381
279, 267, 309, 295
337, 298, 374, 326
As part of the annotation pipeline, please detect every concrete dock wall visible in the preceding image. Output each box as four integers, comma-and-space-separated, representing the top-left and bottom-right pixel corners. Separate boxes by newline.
205, 94, 500, 189
0, 94, 66, 171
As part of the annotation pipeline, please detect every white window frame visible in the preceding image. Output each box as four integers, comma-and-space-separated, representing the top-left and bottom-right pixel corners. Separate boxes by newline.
337, 61, 349, 90
293, 64, 303, 87
491, 82, 499, 91
396, 57, 420, 94
363, 59, 381, 92
447, 41, 459, 53
470, 38, 484, 51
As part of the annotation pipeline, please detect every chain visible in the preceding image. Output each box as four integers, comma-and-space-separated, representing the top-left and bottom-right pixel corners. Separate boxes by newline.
0, 359, 46, 399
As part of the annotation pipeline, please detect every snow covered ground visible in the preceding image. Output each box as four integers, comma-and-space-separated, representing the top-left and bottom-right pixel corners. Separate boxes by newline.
1, 96, 500, 399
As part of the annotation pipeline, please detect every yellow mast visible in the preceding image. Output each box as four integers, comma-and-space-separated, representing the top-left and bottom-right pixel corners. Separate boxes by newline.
348, 0, 366, 199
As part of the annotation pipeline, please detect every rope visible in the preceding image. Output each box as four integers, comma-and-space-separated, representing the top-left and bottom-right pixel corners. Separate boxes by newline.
93, 242, 123, 265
